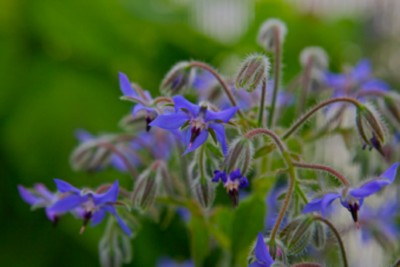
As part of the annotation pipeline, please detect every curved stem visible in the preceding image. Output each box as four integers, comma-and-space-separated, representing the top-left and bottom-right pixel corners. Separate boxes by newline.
258, 78, 268, 127
188, 61, 244, 118
267, 28, 282, 128
245, 128, 286, 153
313, 216, 348, 267
282, 97, 363, 140
293, 162, 350, 186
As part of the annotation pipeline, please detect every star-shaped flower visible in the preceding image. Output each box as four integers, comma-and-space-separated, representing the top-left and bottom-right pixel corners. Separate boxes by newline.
212, 169, 248, 206
48, 179, 132, 236
150, 95, 238, 155
249, 233, 274, 267
303, 163, 398, 225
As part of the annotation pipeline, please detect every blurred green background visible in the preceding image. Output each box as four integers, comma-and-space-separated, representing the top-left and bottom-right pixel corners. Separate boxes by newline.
1, 0, 385, 266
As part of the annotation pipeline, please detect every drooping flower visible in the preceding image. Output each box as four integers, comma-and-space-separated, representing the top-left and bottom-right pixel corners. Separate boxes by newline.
119, 72, 158, 131
48, 179, 132, 236
18, 184, 60, 222
249, 233, 274, 267
150, 95, 238, 155
325, 59, 390, 100
212, 169, 248, 206
303, 163, 398, 225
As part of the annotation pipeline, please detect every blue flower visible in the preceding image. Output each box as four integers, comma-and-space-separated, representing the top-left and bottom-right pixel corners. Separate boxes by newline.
150, 95, 238, 154
119, 72, 158, 131
325, 59, 390, 100
157, 257, 193, 267
48, 179, 132, 236
212, 169, 248, 206
18, 184, 60, 221
303, 163, 399, 225
249, 233, 274, 267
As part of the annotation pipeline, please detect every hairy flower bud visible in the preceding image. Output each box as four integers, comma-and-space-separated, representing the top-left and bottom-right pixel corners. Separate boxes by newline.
191, 177, 215, 209
299, 46, 329, 82
70, 138, 112, 171
355, 104, 386, 155
160, 61, 195, 95
379, 92, 400, 127
280, 217, 313, 256
311, 221, 326, 250
236, 54, 270, 92
257, 18, 287, 51
131, 162, 162, 209
225, 137, 254, 175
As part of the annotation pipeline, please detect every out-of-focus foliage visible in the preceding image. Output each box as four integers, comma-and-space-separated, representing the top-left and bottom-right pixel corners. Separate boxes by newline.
1, 0, 368, 266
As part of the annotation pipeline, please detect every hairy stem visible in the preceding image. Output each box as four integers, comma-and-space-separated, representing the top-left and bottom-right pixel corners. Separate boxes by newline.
313, 216, 349, 267
258, 78, 268, 127
297, 57, 313, 114
282, 97, 363, 140
293, 161, 350, 186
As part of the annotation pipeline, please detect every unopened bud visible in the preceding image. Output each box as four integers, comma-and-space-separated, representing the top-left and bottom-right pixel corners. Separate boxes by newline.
299, 47, 329, 82
131, 162, 162, 209
225, 137, 254, 175
355, 104, 386, 156
379, 92, 400, 126
70, 140, 112, 172
280, 217, 313, 256
160, 61, 195, 95
236, 54, 270, 92
257, 18, 287, 51
191, 177, 215, 209
311, 221, 326, 250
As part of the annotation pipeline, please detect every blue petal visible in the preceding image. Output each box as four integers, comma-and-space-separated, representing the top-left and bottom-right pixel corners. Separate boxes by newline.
149, 112, 189, 130
173, 95, 200, 116
230, 169, 242, 180
303, 192, 340, 215
49, 194, 88, 213
205, 107, 238, 123
119, 72, 137, 97
184, 129, 209, 154
324, 72, 347, 89
93, 180, 119, 206
248, 262, 267, 267
34, 184, 56, 201
104, 206, 132, 236
91, 208, 106, 226
254, 233, 273, 265
360, 79, 390, 92
212, 170, 227, 183
239, 177, 249, 188
350, 163, 398, 198
18, 185, 40, 206
208, 123, 228, 155
75, 129, 94, 142
53, 179, 81, 194
352, 59, 371, 82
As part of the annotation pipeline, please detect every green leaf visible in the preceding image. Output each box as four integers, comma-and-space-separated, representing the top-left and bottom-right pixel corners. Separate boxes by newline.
231, 196, 266, 266
209, 207, 233, 250
188, 215, 210, 267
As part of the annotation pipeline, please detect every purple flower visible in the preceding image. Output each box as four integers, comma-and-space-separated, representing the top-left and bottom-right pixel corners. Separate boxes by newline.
119, 72, 158, 131
325, 59, 390, 100
150, 95, 238, 155
48, 179, 132, 236
303, 163, 398, 225
249, 233, 274, 267
18, 184, 60, 221
212, 169, 248, 206
157, 257, 193, 267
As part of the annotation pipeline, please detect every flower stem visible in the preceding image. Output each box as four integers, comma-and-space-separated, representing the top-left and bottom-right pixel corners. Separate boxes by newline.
188, 61, 244, 118
267, 28, 282, 128
293, 161, 350, 186
282, 96, 363, 140
297, 57, 313, 114
257, 78, 268, 127
312, 216, 349, 267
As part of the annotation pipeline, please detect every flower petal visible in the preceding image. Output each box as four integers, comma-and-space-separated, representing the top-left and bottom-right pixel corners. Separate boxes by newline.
352, 59, 371, 82
209, 123, 228, 155
49, 194, 88, 213
53, 179, 81, 194
104, 206, 132, 236
18, 185, 40, 206
380, 162, 399, 182
205, 107, 238, 123
173, 95, 200, 116
93, 180, 119, 205
119, 72, 137, 97
149, 112, 189, 130
303, 192, 340, 215
75, 129, 94, 142
184, 129, 208, 154
254, 233, 273, 265
91, 208, 107, 226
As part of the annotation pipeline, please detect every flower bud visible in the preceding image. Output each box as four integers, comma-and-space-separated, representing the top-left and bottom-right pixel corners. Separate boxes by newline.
235, 54, 270, 92
160, 61, 195, 95
355, 104, 386, 156
311, 221, 326, 250
70, 139, 112, 172
191, 177, 215, 209
280, 217, 313, 256
299, 46, 329, 82
257, 18, 287, 51
379, 92, 400, 127
131, 162, 162, 209
225, 137, 254, 175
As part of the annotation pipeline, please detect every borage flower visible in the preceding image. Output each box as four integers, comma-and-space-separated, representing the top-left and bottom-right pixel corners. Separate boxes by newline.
150, 95, 238, 155
212, 169, 248, 206
48, 179, 132, 236
249, 233, 274, 267
303, 163, 398, 226
119, 72, 158, 131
